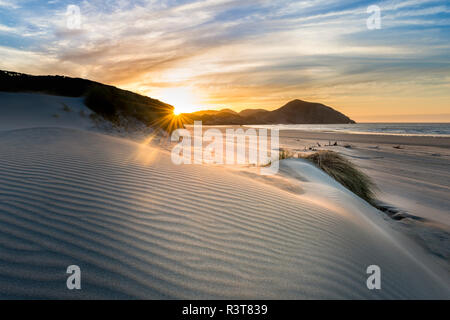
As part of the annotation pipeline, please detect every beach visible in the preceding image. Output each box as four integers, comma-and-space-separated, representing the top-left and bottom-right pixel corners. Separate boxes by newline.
192, 125, 450, 268
0, 93, 449, 299
275, 129, 450, 227
194, 125, 450, 229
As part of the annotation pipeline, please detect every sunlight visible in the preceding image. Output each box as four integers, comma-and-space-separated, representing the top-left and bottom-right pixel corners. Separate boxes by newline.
157, 87, 201, 115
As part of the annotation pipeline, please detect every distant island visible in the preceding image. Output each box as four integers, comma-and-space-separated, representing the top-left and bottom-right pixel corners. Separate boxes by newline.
0, 70, 355, 129
182, 100, 355, 125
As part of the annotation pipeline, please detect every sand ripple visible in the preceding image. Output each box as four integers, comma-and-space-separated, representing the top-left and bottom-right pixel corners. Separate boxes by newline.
0, 128, 448, 299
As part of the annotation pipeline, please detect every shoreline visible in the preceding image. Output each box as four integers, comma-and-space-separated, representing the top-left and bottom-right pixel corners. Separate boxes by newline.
197, 124, 450, 147
194, 125, 450, 227
278, 129, 450, 148
276, 130, 450, 227
192, 125, 450, 265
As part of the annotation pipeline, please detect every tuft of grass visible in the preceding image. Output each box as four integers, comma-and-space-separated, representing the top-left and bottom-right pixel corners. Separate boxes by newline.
61, 103, 72, 112
260, 148, 295, 167
304, 150, 377, 205
279, 148, 294, 160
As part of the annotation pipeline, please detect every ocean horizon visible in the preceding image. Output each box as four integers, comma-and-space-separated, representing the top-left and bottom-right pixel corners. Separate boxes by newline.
245, 123, 450, 137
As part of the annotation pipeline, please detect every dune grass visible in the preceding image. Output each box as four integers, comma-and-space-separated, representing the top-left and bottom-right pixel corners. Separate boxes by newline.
279, 149, 294, 160
304, 150, 377, 205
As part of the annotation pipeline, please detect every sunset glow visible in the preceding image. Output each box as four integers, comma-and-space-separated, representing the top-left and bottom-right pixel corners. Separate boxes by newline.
0, 0, 449, 121
155, 87, 202, 115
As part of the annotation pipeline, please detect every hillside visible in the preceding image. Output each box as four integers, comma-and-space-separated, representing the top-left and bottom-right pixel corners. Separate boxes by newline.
257, 99, 355, 124
0, 70, 175, 131
239, 109, 269, 117
183, 99, 355, 125
184, 109, 243, 125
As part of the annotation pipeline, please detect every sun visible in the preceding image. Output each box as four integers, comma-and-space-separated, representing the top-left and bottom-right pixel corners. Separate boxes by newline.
157, 87, 201, 115
173, 108, 182, 116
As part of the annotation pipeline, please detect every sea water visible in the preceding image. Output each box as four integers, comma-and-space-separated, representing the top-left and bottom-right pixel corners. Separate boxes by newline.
246, 123, 450, 137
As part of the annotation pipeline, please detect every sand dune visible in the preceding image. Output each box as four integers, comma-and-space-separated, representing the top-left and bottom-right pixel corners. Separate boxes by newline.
265, 128, 450, 265
0, 126, 449, 299
0, 92, 93, 131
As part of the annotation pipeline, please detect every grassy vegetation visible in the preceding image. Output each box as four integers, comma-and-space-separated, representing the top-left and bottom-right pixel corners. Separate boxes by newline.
83, 85, 174, 129
268, 148, 378, 205
279, 148, 294, 160
304, 150, 377, 204
61, 103, 72, 112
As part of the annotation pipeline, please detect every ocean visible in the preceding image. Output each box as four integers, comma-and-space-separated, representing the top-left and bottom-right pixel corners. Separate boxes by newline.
245, 123, 450, 137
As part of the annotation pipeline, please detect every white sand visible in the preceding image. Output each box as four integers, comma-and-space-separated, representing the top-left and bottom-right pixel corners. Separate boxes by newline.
0, 92, 93, 131
0, 93, 449, 299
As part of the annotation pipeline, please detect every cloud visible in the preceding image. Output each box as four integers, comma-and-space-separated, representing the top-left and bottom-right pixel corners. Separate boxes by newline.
0, 0, 20, 9
0, 0, 449, 120
0, 24, 16, 33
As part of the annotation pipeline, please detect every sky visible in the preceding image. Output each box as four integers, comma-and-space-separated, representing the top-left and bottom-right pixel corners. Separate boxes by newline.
0, 0, 449, 122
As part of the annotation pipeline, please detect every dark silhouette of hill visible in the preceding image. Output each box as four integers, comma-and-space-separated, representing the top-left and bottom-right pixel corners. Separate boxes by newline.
255, 99, 355, 124
238, 109, 269, 117
183, 100, 355, 125
0, 70, 174, 129
219, 108, 238, 115
187, 108, 238, 116
182, 109, 242, 124
187, 110, 243, 125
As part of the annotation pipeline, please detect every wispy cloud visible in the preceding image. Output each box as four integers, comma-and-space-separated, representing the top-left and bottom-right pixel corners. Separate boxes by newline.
0, 0, 20, 9
0, 0, 449, 121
